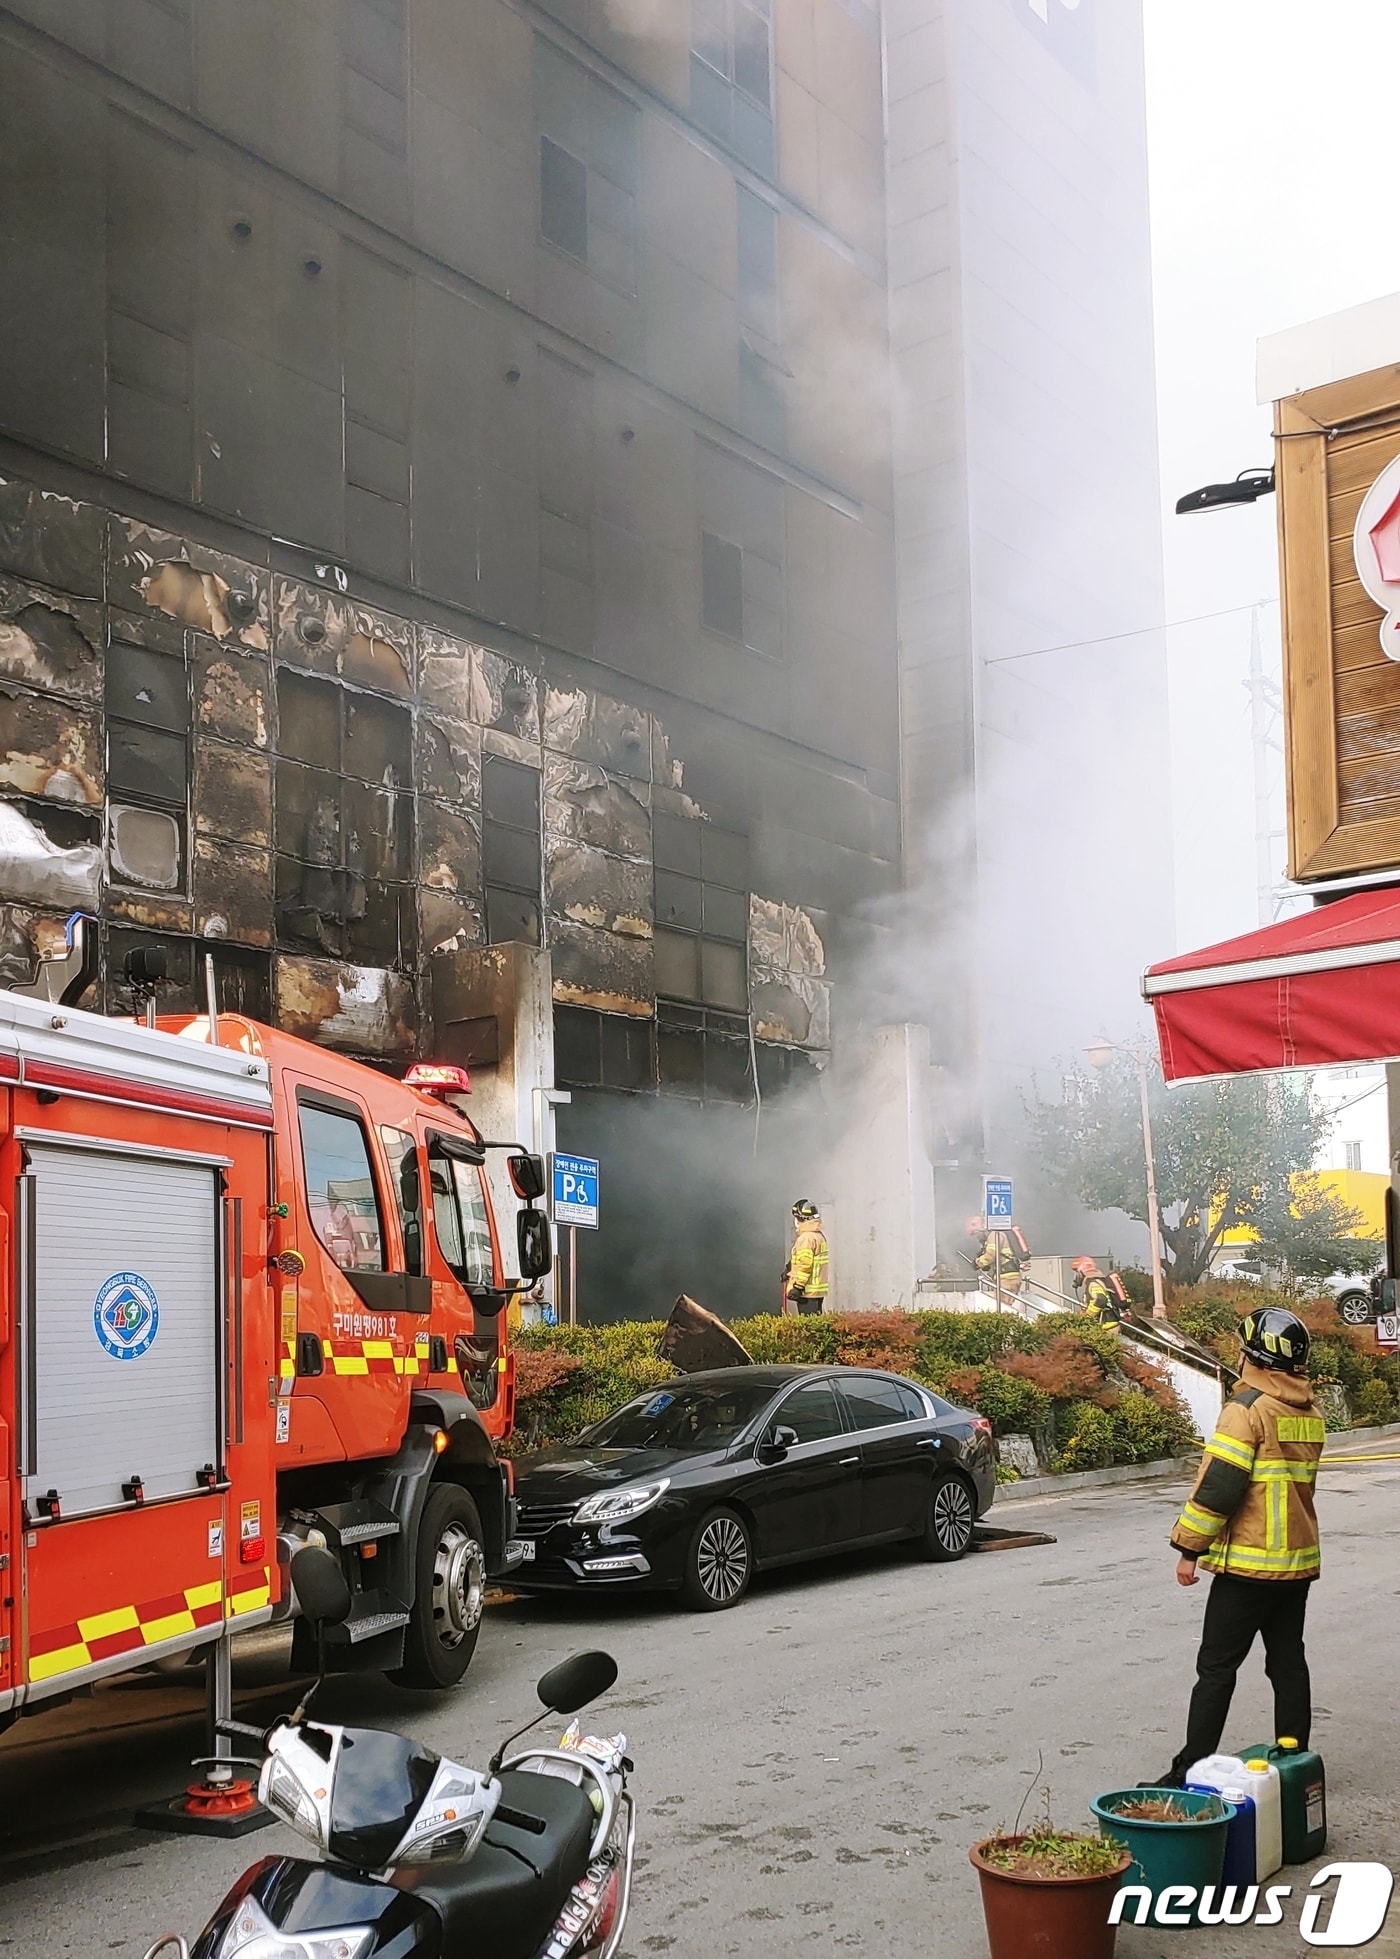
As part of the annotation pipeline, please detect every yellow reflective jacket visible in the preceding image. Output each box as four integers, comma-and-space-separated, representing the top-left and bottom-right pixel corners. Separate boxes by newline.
787, 1224, 829, 1297
1171, 1361, 1324, 1581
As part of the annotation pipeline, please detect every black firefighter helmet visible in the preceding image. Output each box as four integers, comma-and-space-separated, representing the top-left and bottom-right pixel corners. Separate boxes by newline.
1239, 1307, 1311, 1377
792, 1199, 820, 1223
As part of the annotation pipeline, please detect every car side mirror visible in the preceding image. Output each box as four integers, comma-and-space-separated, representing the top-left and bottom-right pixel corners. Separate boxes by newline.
508, 1152, 547, 1202
518, 1205, 552, 1281
758, 1423, 798, 1462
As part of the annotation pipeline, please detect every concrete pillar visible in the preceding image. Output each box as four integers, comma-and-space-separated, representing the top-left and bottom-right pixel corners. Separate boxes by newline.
430, 944, 561, 1301
827, 1023, 937, 1312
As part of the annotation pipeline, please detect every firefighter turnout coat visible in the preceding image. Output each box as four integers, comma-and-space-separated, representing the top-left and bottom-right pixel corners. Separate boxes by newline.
1170, 1361, 1324, 1581
787, 1223, 830, 1301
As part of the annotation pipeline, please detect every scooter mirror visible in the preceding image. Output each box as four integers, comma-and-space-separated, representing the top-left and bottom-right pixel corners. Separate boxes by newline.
291, 1545, 351, 1628
536, 1650, 618, 1715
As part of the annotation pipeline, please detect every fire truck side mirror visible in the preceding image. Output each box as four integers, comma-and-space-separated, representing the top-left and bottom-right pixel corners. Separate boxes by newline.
518, 1206, 552, 1281
507, 1152, 547, 1202
290, 1546, 351, 1629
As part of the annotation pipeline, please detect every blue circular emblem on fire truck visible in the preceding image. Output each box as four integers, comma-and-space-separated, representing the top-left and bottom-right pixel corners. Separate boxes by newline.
93, 1272, 160, 1360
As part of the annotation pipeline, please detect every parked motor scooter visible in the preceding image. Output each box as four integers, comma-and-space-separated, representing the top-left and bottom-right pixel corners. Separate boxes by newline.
142, 1549, 636, 1959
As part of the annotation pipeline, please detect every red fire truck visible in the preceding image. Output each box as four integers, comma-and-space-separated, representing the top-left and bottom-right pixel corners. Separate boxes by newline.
0, 954, 549, 1733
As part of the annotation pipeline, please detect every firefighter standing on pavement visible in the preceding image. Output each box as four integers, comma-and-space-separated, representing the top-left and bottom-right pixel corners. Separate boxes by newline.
1154, 1308, 1324, 1786
784, 1200, 829, 1315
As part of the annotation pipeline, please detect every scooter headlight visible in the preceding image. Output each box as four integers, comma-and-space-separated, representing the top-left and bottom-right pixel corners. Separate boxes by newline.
219, 1897, 372, 1959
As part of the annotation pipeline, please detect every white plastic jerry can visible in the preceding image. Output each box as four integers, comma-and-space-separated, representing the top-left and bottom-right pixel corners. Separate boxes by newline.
1238, 1759, 1283, 1878
1184, 1753, 1247, 1792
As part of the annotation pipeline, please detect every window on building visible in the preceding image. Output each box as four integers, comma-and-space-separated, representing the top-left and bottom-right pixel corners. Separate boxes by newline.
298, 1099, 386, 1274
539, 350, 595, 639
106, 639, 188, 893
103, 930, 271, 1021
483, 754, 542, 946
1345, 1140, 1363, 1172
653, 813, 750, 1018
554, 1005, 657, 1091
274, 668, 416, 967
657, 1004, 753, 1103
691, 0, 774, 175
737, 185, 778, 342
698, 443, 784, 658
535, 42, 639, 294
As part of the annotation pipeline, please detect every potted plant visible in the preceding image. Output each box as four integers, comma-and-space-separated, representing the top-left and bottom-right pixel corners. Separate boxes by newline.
971, 1785, 1132, 1959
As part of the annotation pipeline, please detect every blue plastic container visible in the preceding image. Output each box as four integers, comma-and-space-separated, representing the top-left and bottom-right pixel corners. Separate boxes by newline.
1189, 1783, 1256, 1885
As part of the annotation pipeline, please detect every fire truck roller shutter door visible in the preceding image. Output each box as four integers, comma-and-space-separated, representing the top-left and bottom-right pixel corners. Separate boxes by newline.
25, 1142, 221, 1514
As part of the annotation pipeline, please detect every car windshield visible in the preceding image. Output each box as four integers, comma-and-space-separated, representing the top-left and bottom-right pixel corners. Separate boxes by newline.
579, 1379, 780, 1453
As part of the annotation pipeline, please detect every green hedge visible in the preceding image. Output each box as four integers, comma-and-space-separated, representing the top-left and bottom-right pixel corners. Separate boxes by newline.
1162, 1280, 1400, 1427
509, 1309, 1199, 1475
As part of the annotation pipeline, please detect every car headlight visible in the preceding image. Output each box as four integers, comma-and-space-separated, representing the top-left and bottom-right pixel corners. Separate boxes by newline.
219, 1897, 372, 1959
573, 1480, 670, 1524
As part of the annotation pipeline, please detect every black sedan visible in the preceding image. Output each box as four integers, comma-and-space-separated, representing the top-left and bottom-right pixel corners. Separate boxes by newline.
507, 1365, 997, 1611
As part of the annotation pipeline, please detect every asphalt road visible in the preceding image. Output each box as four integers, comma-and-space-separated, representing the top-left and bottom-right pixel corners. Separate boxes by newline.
3, 1460, 1399, 1958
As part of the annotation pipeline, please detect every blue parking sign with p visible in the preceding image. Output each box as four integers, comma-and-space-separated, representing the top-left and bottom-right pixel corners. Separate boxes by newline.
983, 1177, 1014, 1224
553, 1153, 600, 1229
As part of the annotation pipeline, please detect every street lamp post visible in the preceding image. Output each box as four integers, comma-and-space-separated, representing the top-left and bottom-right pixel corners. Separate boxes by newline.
1086, 1037, 1168, 1321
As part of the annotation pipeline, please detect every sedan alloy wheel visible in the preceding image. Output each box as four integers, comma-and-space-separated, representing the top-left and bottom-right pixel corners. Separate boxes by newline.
682, 1508, 752, 1610
920, 1469, 975, 1562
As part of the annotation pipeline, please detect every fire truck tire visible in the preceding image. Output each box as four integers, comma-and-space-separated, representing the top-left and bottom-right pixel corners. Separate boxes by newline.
391, 1483, 486, 1690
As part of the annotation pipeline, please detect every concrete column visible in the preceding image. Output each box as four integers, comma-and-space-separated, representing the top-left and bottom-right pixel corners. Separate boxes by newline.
827, 1023, 937, 1312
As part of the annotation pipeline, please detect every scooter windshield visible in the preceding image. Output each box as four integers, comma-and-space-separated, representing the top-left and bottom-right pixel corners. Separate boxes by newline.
326, 1726, 442, 1869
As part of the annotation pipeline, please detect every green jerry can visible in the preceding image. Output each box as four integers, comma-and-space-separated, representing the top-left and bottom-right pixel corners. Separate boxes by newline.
1238, 1740, 1326, 1863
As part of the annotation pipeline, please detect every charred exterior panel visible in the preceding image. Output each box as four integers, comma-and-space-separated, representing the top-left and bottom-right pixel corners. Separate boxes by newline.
0, 576, 102, 700
275, 953, 416, 1057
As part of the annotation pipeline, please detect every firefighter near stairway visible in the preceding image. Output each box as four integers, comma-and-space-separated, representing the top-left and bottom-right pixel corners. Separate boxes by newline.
1156, 1308, 1324, 1786
783, 1199, 830, 1315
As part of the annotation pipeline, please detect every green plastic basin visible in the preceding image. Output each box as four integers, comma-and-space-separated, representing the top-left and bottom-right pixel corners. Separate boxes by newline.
1090, 1788, 1234, 1931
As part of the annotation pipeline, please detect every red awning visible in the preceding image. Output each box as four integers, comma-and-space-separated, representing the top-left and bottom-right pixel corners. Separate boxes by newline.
1143, 886, 1400, 1082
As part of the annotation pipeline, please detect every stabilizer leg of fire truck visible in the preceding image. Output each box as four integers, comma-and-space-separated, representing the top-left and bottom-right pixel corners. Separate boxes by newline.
136, 1634, 275, 1838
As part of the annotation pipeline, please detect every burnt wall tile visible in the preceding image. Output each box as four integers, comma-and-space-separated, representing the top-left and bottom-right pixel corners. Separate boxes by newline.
194, 639, 271, 748
417, 714, 482, 805
274, 578, 413, 697
0, 576, 103, 701
543, 685, 651, 779
109, 517, 270, 649
549, 916, 655, 1017
546, 838, 652, 938
419, 796, 483, 901
0, 691, 102, 804
274, 952, 416, 1056
543, 755, 650, 861
195, 738, 273, 845
419, 886, 484, 959
0, 476, 105, 598
195, 836, 274, 946
108, 891, 193, 934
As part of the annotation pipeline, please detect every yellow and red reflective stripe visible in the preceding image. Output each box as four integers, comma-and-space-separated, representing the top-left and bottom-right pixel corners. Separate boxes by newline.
28, 1571, 255, 1684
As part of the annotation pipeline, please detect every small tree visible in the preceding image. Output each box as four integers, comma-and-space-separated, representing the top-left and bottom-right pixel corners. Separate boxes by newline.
1028, 1052, 1370, 1287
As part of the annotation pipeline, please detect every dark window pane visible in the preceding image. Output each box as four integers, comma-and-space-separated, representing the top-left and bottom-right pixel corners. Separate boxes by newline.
109, 720, 187, 804
107, 641, 187, 732
555, 1005, 603, 1086
658, 1022, 704, 1096
342, 777, 413, 883
600, 1012, 655, 1090
777, 1379, 843, 1444
691, 0, 729, 73
734, 2, 771, 107
654, 926, 700, 1001
347, 876, 417, 966
732, 94, 774, 176
705, 1034, 752, 1103
689, 52, 731, 144
839, 1376, 911, 1432
277, 669, 342, 769
701, 531, 744, 639
701, 938, 747, 1010
276, 760, 340, 862
702, 883, 748, 943
486, 886, 541, 946
482, 756, 541, 828
739, 342, 784, 448
343, 691, 411, 786
654, 868, 703, 932
299, 1101, 386, 1273
702, 825, 750, 889
483, 819, 541, 893
540, 134, 588, 261
653, 810, 702, 876
736, 186, 777, 300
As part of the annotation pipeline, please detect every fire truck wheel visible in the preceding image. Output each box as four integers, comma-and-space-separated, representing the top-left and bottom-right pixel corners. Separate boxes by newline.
392, 1484, 486, 1689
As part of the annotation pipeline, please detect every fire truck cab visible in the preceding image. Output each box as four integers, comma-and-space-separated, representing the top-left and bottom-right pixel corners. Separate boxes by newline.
0, 972, 548, 1730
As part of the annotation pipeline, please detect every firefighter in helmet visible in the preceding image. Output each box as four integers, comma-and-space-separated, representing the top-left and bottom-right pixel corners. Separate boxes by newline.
784, 1199, 830, 1315
976, 1224, 1029, 1299
1073, 1256, 1127, 1325
1154, 1307, 1323, 1786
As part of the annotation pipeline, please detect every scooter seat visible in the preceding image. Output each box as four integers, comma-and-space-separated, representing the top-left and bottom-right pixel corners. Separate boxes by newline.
394, 1768, 597, 1957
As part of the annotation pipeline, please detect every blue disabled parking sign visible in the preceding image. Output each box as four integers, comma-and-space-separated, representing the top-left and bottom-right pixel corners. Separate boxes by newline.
552, 1153, 599, 1229
983, 1176, 1014, 1224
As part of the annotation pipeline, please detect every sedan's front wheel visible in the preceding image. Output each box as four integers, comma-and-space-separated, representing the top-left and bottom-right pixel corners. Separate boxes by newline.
680, 1508, 752, 1611
918, 1470, 975, 1563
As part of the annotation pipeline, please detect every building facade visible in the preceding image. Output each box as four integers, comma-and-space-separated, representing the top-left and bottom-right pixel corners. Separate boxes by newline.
0, 0, 1166, 1308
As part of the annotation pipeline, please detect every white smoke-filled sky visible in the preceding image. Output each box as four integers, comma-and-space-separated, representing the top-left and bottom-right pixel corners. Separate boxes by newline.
1145, 0, 1400, 951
